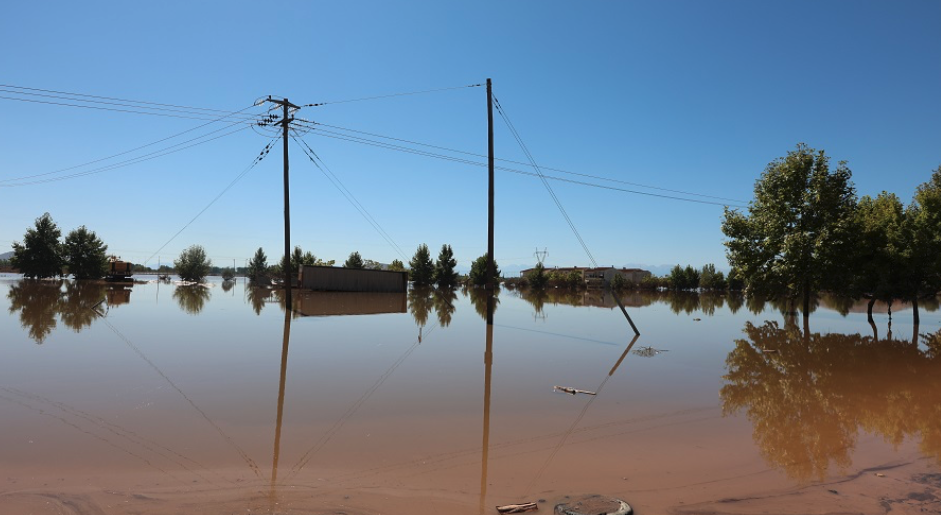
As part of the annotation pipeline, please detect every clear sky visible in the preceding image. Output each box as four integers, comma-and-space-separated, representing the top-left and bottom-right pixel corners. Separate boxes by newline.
1, 1, 939, 275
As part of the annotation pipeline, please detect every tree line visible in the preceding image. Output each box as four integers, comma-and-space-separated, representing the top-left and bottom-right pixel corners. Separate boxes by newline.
722, 143, 941, 323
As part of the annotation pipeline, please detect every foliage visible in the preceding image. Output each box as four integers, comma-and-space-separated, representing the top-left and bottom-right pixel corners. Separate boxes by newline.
722, 144, 857, 308
409, 244, 434, 286
388, 259, 406, 272
610, 272, 626, 291
899, 167, 941, 305
433, 244, 459, 288
344, 251, 364, 269
247, 247, 268, 282
363, 259, 384, 270
174, 245, 212, 283
63, 226, 108, 280
11, 213, 65, 279
853, 192, 905, 302
221, 268, 235, 280
469, 254, 501, 286
667, 264, 700, 290
526, 262, 548, 289
699, 263, 727, 291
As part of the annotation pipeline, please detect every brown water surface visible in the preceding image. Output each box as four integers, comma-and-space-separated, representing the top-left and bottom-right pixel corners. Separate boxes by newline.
2, 275, 940, 514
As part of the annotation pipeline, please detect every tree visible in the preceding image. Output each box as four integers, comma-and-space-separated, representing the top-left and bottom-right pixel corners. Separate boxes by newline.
853, 192, 905, 319
248, 247, 268, 282
699, 263, 727, 291
175, 245, 211, 283
526, 262, 548, 289
469, 254, 500, 286
344, 251, 364, 269
722, 144, 857, 320
409, 244, 434, 286
11, 213, 64, 279
63, 226, 108, 279
388, 259, 406, 272
900, 166, 941, 324
433, 244, 458, 288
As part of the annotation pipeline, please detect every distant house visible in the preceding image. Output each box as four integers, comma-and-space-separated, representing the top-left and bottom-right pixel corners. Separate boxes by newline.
520, 266, 651, 287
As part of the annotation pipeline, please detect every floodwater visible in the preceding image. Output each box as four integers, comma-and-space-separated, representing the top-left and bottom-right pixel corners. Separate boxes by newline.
2, 275, 941, 515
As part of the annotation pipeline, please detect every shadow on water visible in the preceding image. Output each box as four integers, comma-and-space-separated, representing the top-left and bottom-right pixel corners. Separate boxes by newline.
722, 321, 941, 483
7, 279, 133, 343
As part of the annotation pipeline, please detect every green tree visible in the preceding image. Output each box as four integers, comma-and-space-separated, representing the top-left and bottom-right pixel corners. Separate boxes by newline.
63, 226, 108, 279
388, 259, 406, 272
174, 245, 211, 283
248, 247, 268, 282
854, 192, 905, 319
526, 262, 548, 289
409, 244, 434, 286
11, 213, 65, 279
699, 263, 727, 291
469, 254, 500, 286
722, 144, 857, 320
433, 244, 459, 288
900, 166, 941, 323
344, 251, 364, 269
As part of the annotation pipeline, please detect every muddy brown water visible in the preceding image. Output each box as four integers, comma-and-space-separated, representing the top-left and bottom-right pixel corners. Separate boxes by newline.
2, 275, 940, 514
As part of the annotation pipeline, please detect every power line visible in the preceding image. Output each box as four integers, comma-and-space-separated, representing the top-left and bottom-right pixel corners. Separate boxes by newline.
293, 120, 745, 208
143, 136, 279, 265
304, 83, 482, 107
0, 123, 252, 187
492, 92, 599, 267
0, 83, 264, 118
0, 111, 260, 185
291, 133, 409, 262
0, 94, 265, 123
299, 120, 746, 204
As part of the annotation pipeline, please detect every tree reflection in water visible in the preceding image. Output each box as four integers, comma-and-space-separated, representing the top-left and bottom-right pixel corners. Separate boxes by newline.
408, 286, 434, 329
433, 288, 457, 327
7, 279, 64, 344
173, 285, 211, 315
59, 281, 108, 332
722, 321, 941, 482
468, 285, 499, 321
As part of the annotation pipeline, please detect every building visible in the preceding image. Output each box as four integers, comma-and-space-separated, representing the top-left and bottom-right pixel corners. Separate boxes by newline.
519, 266, 651, 287
299, 265, 408, 293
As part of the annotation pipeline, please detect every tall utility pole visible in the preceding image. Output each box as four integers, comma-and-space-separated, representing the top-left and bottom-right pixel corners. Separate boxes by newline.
486, 78, 495, 293
264, 96, 299, 308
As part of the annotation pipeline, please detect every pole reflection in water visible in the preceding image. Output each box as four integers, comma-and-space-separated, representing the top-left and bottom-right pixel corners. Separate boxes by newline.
270, 305, 292, 503
480, 293, 494, 515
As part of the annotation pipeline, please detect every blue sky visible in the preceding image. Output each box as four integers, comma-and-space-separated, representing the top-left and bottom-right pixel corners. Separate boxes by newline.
1, 1, 939, 275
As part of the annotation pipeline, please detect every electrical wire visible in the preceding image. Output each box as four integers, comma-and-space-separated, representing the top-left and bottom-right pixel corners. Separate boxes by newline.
0, 94, 264, 123
298, 120, 746, 204
0, 110, 261, 185
142, 136, 280, 266
0, 83, 264, 118
291, 133, 409, 261
304, 83, 482, 107
293, 120, 745, 208
0, 123, 252, 187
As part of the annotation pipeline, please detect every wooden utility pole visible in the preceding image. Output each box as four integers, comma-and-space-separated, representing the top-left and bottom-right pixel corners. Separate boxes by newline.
265, 96, 299, 308
486, 78, 495, 293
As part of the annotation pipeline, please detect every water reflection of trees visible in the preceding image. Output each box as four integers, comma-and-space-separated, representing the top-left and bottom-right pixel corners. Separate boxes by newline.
173, 285, 211, 315
722, 321, 941, 482
408, 287, 434, 328
468, 286, 500, 321
7, 280, 119, 343
434, 288, 457, 327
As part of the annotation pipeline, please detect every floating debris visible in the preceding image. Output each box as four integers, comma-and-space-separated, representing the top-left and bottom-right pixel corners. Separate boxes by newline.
632, 346, 670, 358
693, 318, 702, 322
553, 386, 597, 396
497, 501, 538, 513
554, 495, 632, 515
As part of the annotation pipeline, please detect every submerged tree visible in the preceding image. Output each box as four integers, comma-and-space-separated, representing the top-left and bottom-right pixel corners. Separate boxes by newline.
433, 244, 458, 288
11, 213, 65, 279
63, 226, 109, 280
526, 262, 548, 289
853, 192, 905, 319
409, 244, 434, 286
899, 166, 941, 324
469, 254, 500, 287
174, 245, 211, 283
722, 144, 857, 321
248, 247, 268, 282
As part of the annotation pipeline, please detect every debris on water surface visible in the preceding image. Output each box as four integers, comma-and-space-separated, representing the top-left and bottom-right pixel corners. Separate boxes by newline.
553, 386, 597, 396
497, 501, 538, 513
554, 495, 632, 515
632, 346, 669, 357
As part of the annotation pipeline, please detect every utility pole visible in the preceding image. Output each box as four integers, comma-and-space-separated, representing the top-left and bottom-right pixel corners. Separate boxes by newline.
486, 78, 495, 294
264, 96, 299, 308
